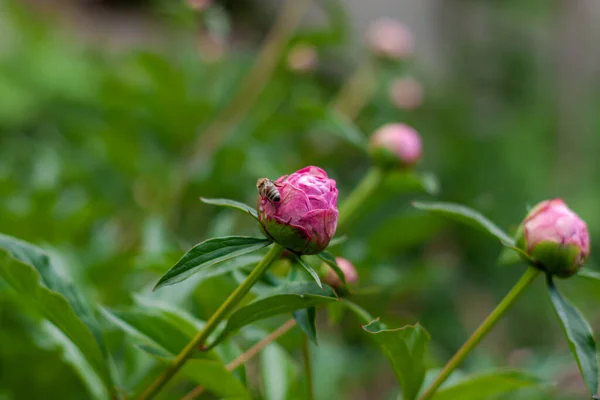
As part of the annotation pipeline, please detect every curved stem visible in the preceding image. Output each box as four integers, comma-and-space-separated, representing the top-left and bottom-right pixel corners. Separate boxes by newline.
337, 167, 384, 231
137, 244, 285, 400
417, 267, 541, 400
181, 319, 297, 400
301, 335, 315, 400
331, 59, 378, 120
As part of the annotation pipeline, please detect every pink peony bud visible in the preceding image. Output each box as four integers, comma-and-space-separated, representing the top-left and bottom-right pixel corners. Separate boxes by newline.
366, 18, 414, 60
187, 0, 212, 11
257, 166, 338, 255
323, 257, 358, 288
516, 199, 590, 278
369, 123, 422, 168
389, 77, 423, 110
287, 44, 318, 73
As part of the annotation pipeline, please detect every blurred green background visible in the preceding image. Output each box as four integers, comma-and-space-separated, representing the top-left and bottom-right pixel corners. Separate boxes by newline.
1, 0, 599, 399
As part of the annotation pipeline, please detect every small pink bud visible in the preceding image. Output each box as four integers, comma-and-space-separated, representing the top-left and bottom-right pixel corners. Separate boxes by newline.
369, 123, 422, 168
366, 18, 414, 60
287, 44, 318, 73
187, 0, 212, 11
257, 166, 338, 255
516, 199, 590, 278
324, 257, 358, 288
389, 77, 423, 110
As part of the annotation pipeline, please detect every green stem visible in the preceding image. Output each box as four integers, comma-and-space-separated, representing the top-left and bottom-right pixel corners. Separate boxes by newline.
331, 59, 378, 120
137, 244, 285, 400
340, 298, 373, 325
337, 167, 384, 231
417, 267, 541, 400
301, 335, 315, 400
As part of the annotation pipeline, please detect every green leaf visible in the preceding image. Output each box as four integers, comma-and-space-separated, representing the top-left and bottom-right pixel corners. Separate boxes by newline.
0, 249, 112, 394
320, 109, 369, 150
363, 319, 430, 400
578, 268, 600, 282
316, 252, 346, 286
293, 307, 318, 344
293, 255, 323, 289
100, 302, 250, 399
429, 370, 543, 400
385, 171, 440, 196
547, 277, 599, 396
260, 343, 298, 400
154, 236, 272, 290
412, 201, 515, 246
200, 197, 258, 220
327, 235, 348, 248
211, 282, 337, 347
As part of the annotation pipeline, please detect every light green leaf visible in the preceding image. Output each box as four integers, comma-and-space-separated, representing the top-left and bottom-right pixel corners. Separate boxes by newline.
200, 197, 258, 220
578, 268, 600, 282
293, 307, 318, 344
320, 109, 369, 149
211, 282, 337, 347
100, 303, 250, 399
260, 343, 298, 400
293, 254, 323, 289
547, 277, 599, 396
154, 236, 272, 290
412, 201, 515, 246
0, 249, 112, 394
430, 370, 543, 400
363, 319, 430, 400
385, 171, 440, 196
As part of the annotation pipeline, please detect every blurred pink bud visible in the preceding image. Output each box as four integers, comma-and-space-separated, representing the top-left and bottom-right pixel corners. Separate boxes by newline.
287, 44, 318, 73
366, 18, 414, 60
258, 166, 338, 255
369, 123, 422, 168
389, 77, 423, 110
197, 34, 226, 63
324, 257, 358, 288
516, 199, 590, 278
187, 0, 212, 11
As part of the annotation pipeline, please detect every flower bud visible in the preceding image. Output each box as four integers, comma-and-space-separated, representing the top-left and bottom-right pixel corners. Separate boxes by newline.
369, 123, 422, 168
516, 199, 590, 278
323, 257, 358, 289
257, 166, 338, 255
366, 18, 414, 60
389, 77, 423, 110
187, 0, 212, 11
287, 44, 318, 73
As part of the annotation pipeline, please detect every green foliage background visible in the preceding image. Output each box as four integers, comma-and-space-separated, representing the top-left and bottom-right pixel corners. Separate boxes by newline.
1, 0, 599, 399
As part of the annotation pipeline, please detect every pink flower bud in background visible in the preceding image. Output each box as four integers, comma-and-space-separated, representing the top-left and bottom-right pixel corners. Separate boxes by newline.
369, 123, 422, 168
287, 44, 318, 73
324, 257, 358, 288
258, 166, 338, 255
366, 18, 414, 60
516, 199, 590, 278
187, 0, 212, 11
389, 77, 423, 110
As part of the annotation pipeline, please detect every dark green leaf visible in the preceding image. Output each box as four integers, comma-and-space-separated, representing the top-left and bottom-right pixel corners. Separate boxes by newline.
100, 301, 250, 399
0, 249, 112, 394
211, 282, 337, 347
293, 307, 318, 344
319, 109, 369, 150
430, 370, 543, 400
293, 254, 323, 289
412, 201, 515, 246
154, 236, 272, 290
200, 197, 258, 220
547, 277, 598, 396
363, 319, 430, 400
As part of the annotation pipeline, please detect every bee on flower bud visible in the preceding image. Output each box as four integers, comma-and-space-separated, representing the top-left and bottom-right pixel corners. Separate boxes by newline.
257, 178, 281, 203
